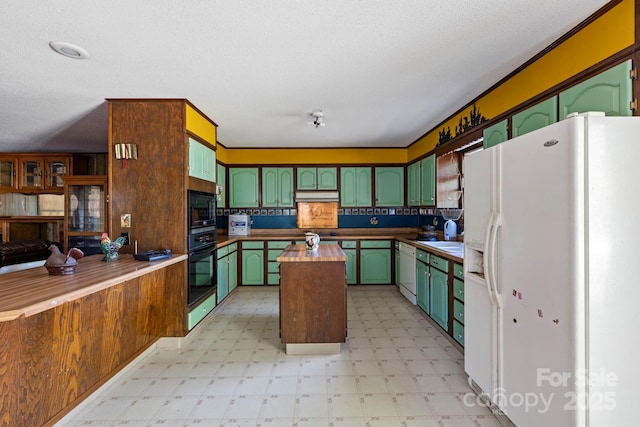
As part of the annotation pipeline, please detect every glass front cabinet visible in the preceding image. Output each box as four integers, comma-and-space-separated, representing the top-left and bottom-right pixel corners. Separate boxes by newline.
63, 175, 108, 253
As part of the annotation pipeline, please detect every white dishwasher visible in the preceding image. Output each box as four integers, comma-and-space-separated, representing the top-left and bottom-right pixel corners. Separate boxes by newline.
398, 242, 417, 304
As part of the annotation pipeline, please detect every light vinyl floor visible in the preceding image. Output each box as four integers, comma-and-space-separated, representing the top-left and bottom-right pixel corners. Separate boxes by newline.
56, 286, 500, 427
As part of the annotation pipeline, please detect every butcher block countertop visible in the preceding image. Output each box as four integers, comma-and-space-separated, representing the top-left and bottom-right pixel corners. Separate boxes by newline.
0, 253, 187, 322
276, 243, 347, 262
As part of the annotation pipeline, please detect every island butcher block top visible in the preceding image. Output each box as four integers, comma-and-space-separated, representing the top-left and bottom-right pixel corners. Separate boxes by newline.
276, 243, 348, 262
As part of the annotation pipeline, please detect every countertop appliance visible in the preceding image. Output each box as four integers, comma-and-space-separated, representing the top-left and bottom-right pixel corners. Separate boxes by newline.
463, 112, 638, 426
228, 214, 251, 236
397, 242, 416, 304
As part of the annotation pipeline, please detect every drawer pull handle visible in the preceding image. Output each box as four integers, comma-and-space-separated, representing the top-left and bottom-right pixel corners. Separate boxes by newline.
457, 290, 463, 294
457, 313, 463, 317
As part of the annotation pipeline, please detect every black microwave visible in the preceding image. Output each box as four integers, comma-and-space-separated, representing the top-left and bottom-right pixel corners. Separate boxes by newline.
188, 190, 216, 230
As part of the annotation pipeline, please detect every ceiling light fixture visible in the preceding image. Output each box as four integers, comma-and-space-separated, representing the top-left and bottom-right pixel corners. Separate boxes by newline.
49, 41, 90, 59
308, 110, 325, 128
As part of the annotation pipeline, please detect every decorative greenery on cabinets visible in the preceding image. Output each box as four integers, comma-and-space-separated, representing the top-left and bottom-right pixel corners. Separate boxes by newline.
438, 104, 487, 146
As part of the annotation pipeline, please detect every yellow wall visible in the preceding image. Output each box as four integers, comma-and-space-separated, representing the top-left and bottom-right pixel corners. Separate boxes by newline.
219, 147, 406, 165
217, 0, 634, 166
185, 104, 217, 146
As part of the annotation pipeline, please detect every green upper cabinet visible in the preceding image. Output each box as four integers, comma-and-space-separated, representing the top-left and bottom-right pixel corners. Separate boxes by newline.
216, 163, 226, 208
374, 166, 404, 207
407, 161, 421, 206
229, 167, 259, 208
262, 167, 294, 207
512, 96, 558, 138
559, 60, 633, 118
188, 138, 216, 182
297, 167, 337, 190
483, 119, 508, 149
420, 155, 435, 206
340, 167, 372, 207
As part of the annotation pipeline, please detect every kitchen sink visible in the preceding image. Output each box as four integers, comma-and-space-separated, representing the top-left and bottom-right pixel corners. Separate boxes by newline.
415, 240, 464, 257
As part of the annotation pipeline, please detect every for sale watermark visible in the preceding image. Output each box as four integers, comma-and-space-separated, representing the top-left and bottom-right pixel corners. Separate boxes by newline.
463, 368, 617, 414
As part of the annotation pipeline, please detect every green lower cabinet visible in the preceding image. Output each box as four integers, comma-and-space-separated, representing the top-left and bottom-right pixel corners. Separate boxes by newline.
453, 320, 464, 346
416, 259, 429, 314
429, 267, 448, 331
341, 240, 357, 285
359, 240, 391, 284
241, 241, 264, 285
228, 249, 238, 293
217, 254, 229, 303
267, 241, 290, 285
188, 292, 217, 330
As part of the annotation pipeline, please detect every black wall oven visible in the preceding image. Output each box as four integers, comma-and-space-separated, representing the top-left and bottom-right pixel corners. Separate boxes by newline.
187, 190, 217, 307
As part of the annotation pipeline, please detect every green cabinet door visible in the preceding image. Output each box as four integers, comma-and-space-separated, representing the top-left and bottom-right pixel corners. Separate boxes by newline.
395, 243, 401, 286
340, 167, 372, 207
188, 138, 216, 182
429, 267, 449, 331
375, 166, 404, 207
217, 254, 229, 303
317, 167, 337, 190
512, 96, 558, 138
297, 167, 337, 190
483, 119, 508, 149
228, 249, 238, 293
263, 167, 294, 207
420, 155, 435, 206
242, 249, 264, 285
344, 249, 357, 284
229, 168, 259, 208
360, 250, 391, 284
407, 161, 420, 206
560, 59, 633, 118
296, 167, 317, 190
416, 260, 430, 314
217, 163, 226, 208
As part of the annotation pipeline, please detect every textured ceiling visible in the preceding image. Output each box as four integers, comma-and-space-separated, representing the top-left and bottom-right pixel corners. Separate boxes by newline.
0, 0, 609, 153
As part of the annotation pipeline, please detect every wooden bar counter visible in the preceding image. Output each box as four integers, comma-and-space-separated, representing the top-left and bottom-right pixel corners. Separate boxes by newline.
0, 254, 188, 427
276, 244, 347, 355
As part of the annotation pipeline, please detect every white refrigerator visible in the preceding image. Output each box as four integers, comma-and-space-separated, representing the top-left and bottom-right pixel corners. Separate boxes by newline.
463, 112, 638, 427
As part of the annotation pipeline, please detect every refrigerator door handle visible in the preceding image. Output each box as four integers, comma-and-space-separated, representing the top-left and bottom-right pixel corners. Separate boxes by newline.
483, 211, 498, 306
489, 212, 503, 308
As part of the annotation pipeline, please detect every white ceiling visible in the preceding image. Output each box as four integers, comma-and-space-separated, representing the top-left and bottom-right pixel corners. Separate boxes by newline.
0, 0, 609, 153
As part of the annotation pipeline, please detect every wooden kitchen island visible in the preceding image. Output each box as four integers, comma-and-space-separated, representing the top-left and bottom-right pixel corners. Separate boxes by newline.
276, 243, 347, 355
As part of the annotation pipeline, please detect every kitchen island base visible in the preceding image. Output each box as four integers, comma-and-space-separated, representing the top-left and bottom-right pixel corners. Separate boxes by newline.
277, 244, 347, 352
285, 342, 342, 355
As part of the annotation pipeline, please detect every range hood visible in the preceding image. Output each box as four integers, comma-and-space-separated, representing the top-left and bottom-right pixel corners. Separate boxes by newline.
295, 191, 340, 202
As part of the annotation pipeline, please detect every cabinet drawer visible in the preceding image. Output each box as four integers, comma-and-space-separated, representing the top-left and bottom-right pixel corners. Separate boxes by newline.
217, 246, 229, 258
360, 240, 391, 249
430, 254, 449, 272
242, 241, 264, 249
268, 249, 283, 261
453, 278, 464, 302
341, 240, 357, 249
268, 240, 290, 249
228, 243, 238, 252
453, 263, 464, 280
416, 249, 429, 264
453, 320, 464, 346
453, 299, 464, 324
267, 273, 280, 285
188, 292, 216, 330
267, 262, 280, 273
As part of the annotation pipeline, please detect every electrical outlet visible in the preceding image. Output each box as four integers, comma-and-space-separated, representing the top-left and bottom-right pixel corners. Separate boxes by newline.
120, 232, 130, 245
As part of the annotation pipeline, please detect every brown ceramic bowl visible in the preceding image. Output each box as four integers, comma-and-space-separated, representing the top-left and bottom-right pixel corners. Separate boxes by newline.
45, 264, 77, 275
